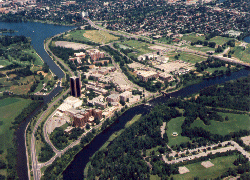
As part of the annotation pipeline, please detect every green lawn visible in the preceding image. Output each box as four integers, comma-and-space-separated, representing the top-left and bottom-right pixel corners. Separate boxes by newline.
188, 45, 216, 53
0, 60, 12, 66
209, 36, 233, 46
65, 29, 89, 42
182, 33, 205, 43
190, 113, 250, 136
166, 117, 190, 147
83, 30, 119, 44
23, 48, 44, 66
232, 45, 250, 63
122, 40, 155, 57
205, 66, 228, 73
170, 52, 206, 64
0, 97, 32, 176
171, 155, 238, 180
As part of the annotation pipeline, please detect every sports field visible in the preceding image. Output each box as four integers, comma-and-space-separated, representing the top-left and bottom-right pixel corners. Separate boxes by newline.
190, 112, 250, 136
171, 155, 238, 180
0, 97, 32, 176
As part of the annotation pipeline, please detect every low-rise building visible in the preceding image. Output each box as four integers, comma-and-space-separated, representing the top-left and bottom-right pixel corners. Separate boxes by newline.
158, 73, 172, 81
106, 94, 120, 102
136, 70, 159, 82
120, 91, 132, 102
64, 96, 83, 108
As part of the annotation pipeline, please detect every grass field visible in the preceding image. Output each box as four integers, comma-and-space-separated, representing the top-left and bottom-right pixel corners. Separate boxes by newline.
65, 29, 119, 44
122, 40, 155, 57
23, 48, 44, 66
188, 45, 216, 53
171, 155, 238, 180
190, 112, 250, 136
169, 52, 207, 64
0, 97, 32, 176
205, 66, 228, 73
0, 60, 12, 66
83, 30, 119, 44
232, 45, 250, 63
166, 117, 190, 147
209, 36, 233, 46
182, 33, 205, 43
65, 29, 89, 42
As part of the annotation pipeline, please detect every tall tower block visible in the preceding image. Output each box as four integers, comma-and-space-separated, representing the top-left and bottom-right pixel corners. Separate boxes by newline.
70, 76, 81, 97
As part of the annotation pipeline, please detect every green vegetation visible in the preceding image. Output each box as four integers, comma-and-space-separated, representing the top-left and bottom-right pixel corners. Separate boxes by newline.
125, 114, 142, 128
83, 30, 119, 44
64, 29, 119, 44
171, 155, 238, 180
190, 113, 250, 136
232, 45, 250, 63
169, 52, 206, 63
65, 29, 89, 42
121, 40, 154, 57
182, 33, 205, 43
209, 36, 234, 46
0, 97, 32, 178
166, 117, 190, 147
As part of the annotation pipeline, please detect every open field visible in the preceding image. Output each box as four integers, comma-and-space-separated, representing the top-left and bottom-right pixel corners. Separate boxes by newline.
171, 155, 238, 180
0, 60, 12, 66
205, 66, 228, 73
166, 117, 190, 147
169, 52, 207, 64
65, 29, 89, 42
209, 36, 233, 46
83, 30, 119, 44
0, 98, 32, 176
232, 45, 250, 63
182, 33, 205, 43
121, 40, 155, 57
190, 113, 250, 136
188, 45, 215, 53
22, 48, 44, 66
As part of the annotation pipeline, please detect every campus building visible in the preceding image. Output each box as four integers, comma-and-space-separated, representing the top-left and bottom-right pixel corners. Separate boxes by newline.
70, 76, 81, 97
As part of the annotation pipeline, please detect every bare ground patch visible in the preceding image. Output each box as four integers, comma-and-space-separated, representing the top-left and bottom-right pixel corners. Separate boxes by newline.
179, 166, 190, 174
201, 161, 214, 168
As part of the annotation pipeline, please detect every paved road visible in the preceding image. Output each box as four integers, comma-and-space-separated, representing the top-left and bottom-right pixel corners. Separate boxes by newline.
30, 88, 70, 180
163, 141, 250, 164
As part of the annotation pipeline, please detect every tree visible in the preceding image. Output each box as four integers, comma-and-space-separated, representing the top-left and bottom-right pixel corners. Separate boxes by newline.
94, 117, 100, 125
86, 123, 90, 130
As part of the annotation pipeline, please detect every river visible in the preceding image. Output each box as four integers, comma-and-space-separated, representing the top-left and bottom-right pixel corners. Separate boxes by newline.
62, 68, 250, 180
0, 22, 74, 180
243, 36, 250, 44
